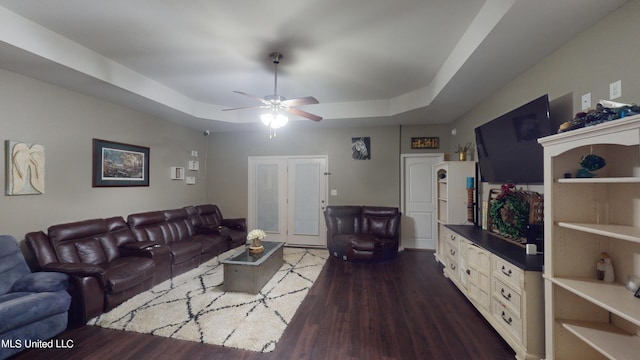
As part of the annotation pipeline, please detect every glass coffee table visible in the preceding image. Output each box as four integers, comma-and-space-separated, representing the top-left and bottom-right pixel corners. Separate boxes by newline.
221, 241, 284, 294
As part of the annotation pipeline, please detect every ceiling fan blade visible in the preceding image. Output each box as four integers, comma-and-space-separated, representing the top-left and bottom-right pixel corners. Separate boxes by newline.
221, 105, 262, 111
281, 96, 319, 107
232, 91, 270, 105
287, 107, 323, 122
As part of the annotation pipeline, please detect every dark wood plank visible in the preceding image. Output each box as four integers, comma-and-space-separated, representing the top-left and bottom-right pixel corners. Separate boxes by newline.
11, 250, 515, 360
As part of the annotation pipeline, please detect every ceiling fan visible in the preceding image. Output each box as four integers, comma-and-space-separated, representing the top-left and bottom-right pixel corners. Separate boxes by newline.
222, 52, 323, 128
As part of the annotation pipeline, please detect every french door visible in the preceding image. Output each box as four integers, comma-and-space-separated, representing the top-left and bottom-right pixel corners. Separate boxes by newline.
248, 156, 328, 247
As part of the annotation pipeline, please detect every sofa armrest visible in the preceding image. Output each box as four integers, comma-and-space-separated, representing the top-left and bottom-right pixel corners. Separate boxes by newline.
194, 224, 224, 236
41, 263, 108, 289
221, 218, 247, 231
11, 272, 69, 293
119, 241, 162, 258
119, 241, 159, 251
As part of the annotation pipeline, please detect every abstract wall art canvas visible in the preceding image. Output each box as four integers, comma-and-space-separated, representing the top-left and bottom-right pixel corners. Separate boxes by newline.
5, 140, 45, 195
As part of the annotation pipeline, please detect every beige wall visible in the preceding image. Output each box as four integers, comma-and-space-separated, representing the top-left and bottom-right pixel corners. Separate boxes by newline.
0, 69, 208, 242
206, 124, 405, 218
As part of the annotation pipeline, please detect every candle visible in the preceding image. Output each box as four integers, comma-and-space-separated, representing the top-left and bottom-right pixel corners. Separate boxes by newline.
466, 177, 474, 189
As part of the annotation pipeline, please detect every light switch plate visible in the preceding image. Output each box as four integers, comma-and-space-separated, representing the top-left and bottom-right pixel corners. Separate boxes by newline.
581, 93, 591, 110
610, 80, 622, 100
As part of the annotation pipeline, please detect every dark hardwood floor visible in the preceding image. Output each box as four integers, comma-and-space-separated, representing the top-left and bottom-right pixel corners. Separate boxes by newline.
12, 250, 515, 360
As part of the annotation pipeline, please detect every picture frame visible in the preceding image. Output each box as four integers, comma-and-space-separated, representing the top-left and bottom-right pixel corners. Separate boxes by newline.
5, 140, 45, 195
92, 138, 150, 187
411, 137, 439, 149
352, 137, 371, 160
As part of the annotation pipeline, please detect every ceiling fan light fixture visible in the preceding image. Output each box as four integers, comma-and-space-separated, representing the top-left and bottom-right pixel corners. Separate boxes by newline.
260, 111, 289, 129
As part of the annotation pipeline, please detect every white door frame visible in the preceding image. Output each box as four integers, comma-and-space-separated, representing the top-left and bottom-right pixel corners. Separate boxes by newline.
399, 153, 444, 251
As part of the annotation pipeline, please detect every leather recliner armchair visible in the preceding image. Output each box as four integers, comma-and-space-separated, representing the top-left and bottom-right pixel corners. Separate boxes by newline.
324, 205, 401, 262
25, 217, 156, 326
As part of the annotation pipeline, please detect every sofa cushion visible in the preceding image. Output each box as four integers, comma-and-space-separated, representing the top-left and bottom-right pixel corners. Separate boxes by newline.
166, 240, 202, 265
105, 257, 155, 293
0, 236, 32, 295
350, 234, 379, 251
0, 291, 71, 334
195, 204, 224, 227
362, 215, 393, 238
75, 238, 108, 265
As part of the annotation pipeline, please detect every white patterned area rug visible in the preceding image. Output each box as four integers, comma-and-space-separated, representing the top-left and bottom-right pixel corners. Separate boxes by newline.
88, 247, 328, 352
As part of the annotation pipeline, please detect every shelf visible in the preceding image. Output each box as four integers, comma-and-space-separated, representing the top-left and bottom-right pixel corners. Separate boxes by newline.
557, 222, 640, 243
548, 276, 640, 327
557, 177, 640, 184
560, 319, 639, 360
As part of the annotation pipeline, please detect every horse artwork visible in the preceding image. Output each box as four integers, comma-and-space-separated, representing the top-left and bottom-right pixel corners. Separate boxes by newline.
351, 137, 370, 160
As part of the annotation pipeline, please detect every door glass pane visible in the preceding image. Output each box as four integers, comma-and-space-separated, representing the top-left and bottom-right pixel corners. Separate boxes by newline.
256, 164, 279, 232
294, 163, 319, 235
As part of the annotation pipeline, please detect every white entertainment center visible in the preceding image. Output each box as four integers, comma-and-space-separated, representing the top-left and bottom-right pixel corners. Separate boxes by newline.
434, 161, 545, 360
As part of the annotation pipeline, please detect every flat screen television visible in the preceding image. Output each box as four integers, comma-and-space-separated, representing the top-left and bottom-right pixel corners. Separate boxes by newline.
474, 94, 552, 184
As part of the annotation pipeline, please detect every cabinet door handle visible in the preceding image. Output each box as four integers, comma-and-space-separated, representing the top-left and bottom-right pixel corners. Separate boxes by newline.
501, 311, 512, 325
466, 269, 471, 275
450, 263, 456, 271
501, 288, 512, 301
501, 266, 512, 277
450, 248, 456, 256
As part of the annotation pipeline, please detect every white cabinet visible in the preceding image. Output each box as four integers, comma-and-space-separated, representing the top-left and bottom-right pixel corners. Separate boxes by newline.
465, 240, 491, 310
443, 226, 461, 283
434, 161, 476, 265
539, 115, 640, 359
446, 226, 545, 360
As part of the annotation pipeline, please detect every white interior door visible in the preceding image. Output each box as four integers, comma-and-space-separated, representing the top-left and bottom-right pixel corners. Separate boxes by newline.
248, 156, 327, 247
401, 154, 444, 250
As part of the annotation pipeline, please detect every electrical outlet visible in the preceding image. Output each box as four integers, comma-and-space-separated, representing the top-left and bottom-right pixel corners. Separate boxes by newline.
610, 80, 622, 100
581, 93, 591, 110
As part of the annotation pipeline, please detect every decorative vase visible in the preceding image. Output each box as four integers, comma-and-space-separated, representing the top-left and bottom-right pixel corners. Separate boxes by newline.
458, 152, 466, 161
249, 238, 264, 253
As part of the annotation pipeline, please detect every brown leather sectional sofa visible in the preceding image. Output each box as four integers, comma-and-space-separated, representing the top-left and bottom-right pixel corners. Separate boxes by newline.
25, 204, 246, 326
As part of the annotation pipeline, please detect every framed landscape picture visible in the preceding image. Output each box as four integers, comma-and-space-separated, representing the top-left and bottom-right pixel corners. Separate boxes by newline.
92, 138, 150, 187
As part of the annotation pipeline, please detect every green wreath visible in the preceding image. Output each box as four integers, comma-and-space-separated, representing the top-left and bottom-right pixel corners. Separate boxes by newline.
490, 194, 530, 239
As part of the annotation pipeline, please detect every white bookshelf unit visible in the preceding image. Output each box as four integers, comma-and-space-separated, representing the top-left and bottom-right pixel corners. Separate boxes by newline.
434, 161, 476, 267
539, 115, 640, 359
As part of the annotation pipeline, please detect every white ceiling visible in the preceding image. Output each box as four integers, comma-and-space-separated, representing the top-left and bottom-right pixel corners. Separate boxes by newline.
0, 0, 629, 132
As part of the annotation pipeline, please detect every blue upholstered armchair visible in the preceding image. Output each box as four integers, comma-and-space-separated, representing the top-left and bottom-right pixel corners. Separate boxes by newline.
0, 235, 71, 360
